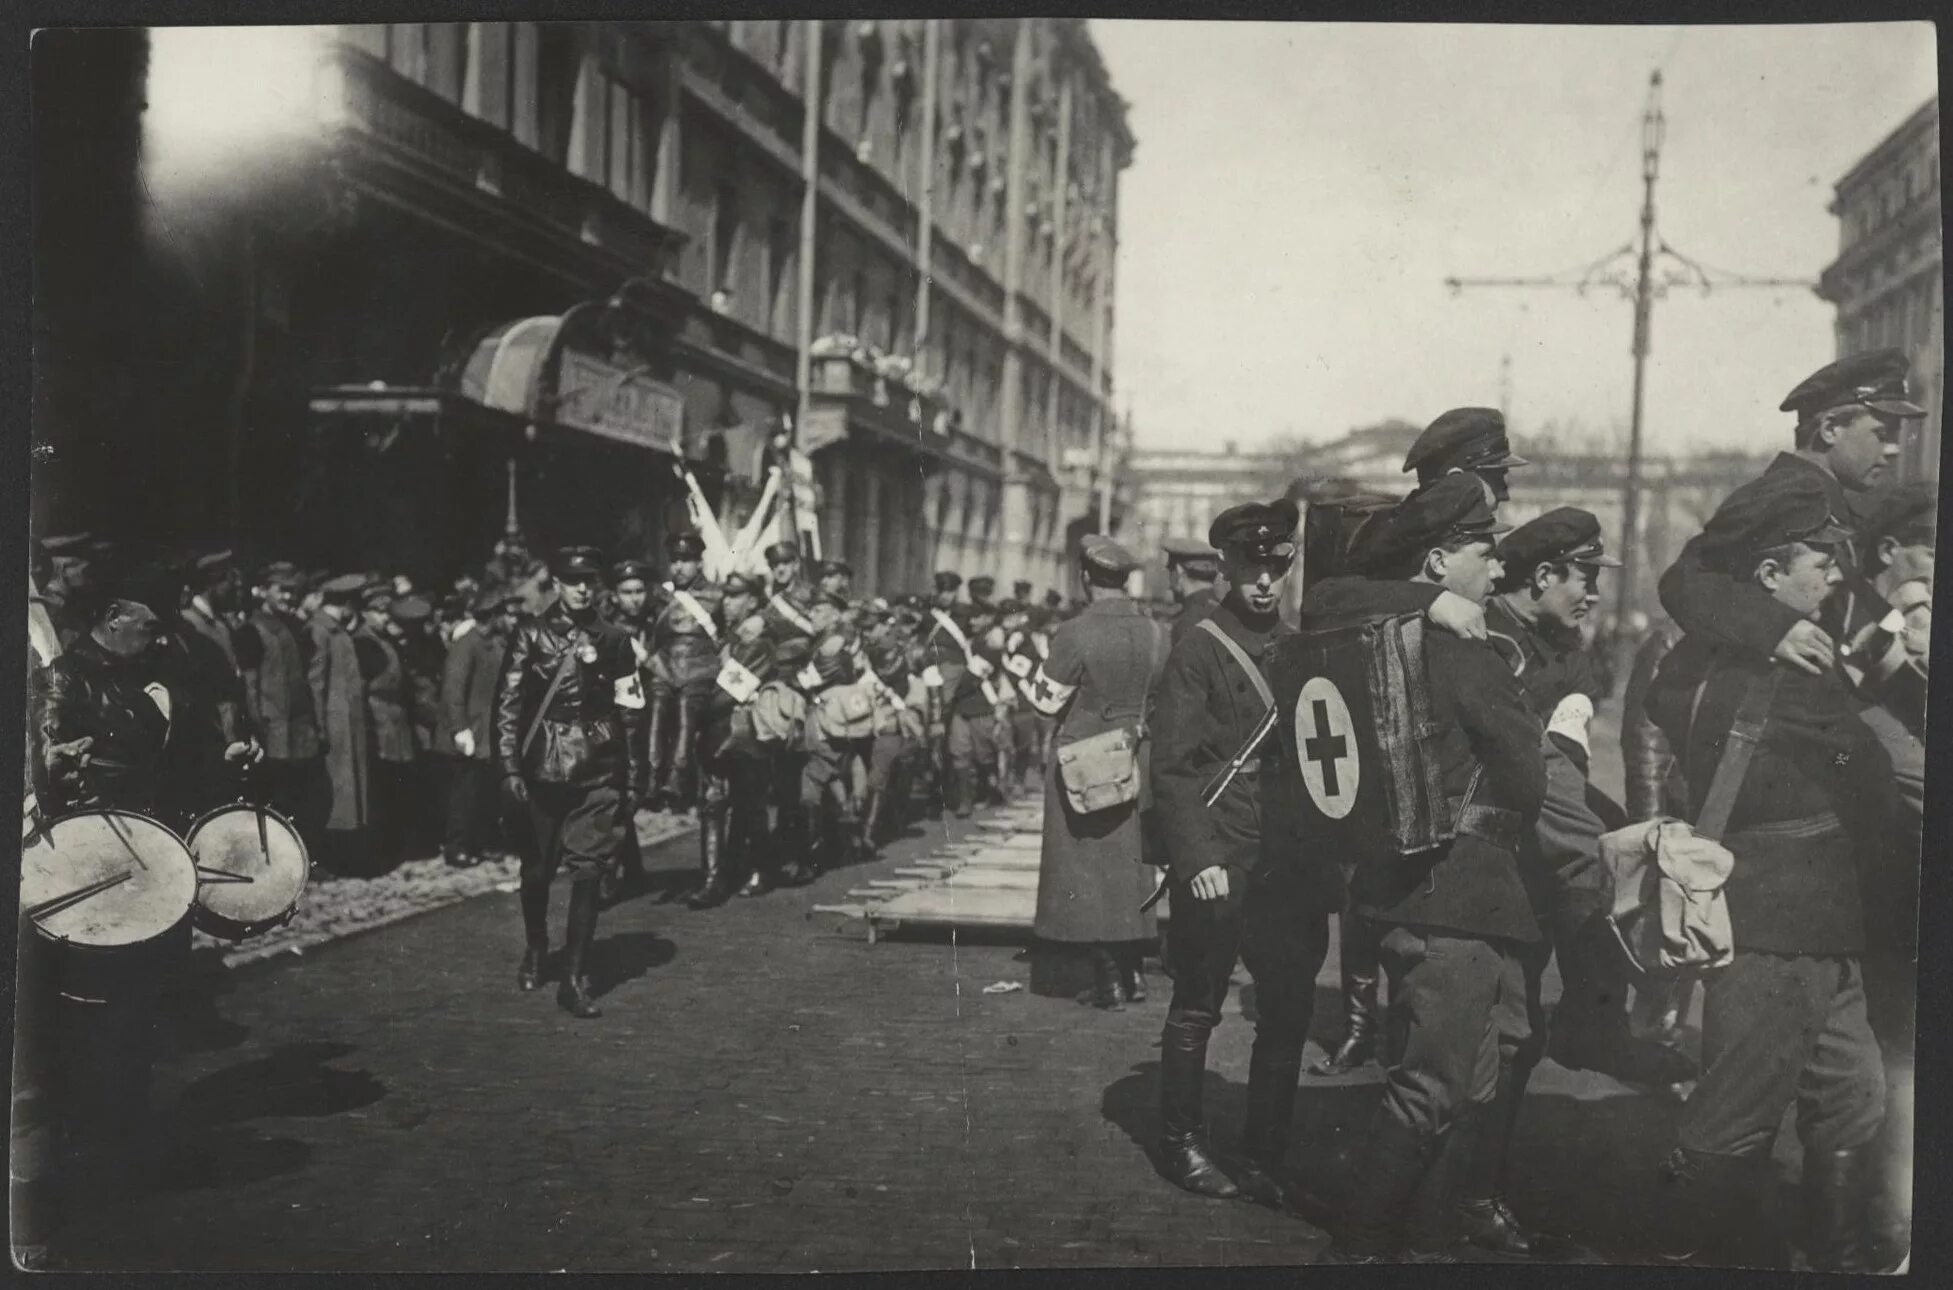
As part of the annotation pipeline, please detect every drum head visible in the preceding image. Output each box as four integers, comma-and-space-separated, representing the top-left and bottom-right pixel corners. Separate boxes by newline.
20, 811, 198, 949
186, 804, 309, 931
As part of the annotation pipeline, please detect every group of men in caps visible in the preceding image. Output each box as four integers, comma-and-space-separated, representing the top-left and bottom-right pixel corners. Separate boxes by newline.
1102, 347, 1926, 1270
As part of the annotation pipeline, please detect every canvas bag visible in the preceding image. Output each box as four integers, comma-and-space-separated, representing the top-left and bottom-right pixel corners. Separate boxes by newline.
1055, 617, 1169, 815
1602, 668, 1778, 978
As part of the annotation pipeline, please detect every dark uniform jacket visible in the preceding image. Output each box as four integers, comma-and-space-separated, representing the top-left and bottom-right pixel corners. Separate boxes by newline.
438, 623, 506, 759
949, 627, 1007, 720
1167, 585, 1223, 648
354, 626, 416, 764
761, 579, 819, 645
495, 603, 644, 789
1302, 578, 1548, 944
1150, 598, 1290, 884
1657, 453, 1861, 660
1621, 623, 1683, 822
649, 579, 725, 686
240, 609, 321, 763
1485, 596, 1605, 718
1648, 637, 1903, 956
30, 635, 172, 815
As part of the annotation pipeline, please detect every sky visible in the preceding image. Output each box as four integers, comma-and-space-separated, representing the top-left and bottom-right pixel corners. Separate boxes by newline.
1090, 21, 1939, 457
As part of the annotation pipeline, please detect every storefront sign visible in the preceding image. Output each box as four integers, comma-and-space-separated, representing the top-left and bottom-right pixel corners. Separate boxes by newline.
554, 350, 685, 456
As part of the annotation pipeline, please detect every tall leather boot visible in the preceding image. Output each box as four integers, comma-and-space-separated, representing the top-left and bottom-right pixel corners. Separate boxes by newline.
1084, 944, 1125, 1010
1236, 1034, 1306, 1208
1158, 1019, 1240, 1199
948, 764, 972, 819
643, 693, 673, 812
669, 693, 701, 814
1449, 1066, 1569, 1257
1800, 1147, 1871, 1273
518, 878, 550, 991
687, 807, 732, 909
1319, 1116, 1444, 1264
558, 880, 602, 1019
1309, 960, 1381, 1075
1649, 1147, 1768, 1268
861, 786, 887, 855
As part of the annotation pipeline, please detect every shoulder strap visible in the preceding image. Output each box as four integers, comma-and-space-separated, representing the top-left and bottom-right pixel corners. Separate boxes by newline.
769, 592, 814, 635
1691, 668, 1783, 842
1195, 617, 1273, 711
520, 634, 582, 758
671, 588, 720, 641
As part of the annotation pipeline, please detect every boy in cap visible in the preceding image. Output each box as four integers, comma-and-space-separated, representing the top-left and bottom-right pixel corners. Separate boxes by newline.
816, 558, 854, 601
238, 561, 328, 846
693, 618, 779, 905
1149, 498, 1336, 1204
1402, 407, 1529, 504
967, 574, 998, 616
1646, 470, 1904, 1271
642, 532, 723, 814
1162, 536, 1226, 646
1024, 535, 1163, 1009
761, 539, 819, 645
1657, 348, 1926, 678
439, 585, 515, 868
309, 573, 375, 873
1295, 474, 1550, 1264
495, 546, 647, 1018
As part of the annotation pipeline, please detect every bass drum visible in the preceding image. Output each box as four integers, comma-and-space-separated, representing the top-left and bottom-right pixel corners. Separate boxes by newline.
184, 802, 310, 941
18, 808, 199, 1003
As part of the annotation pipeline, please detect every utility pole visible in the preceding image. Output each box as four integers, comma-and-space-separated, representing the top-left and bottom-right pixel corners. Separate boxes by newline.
788, 19, 825, 555
1445, 69, 1811, 656
1498, 352, 1512, 422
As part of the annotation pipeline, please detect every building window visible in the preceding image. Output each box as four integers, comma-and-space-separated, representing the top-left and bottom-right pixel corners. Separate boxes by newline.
463, 23, 541, 146
713, 182, 742, 297
535, 25, 579, 166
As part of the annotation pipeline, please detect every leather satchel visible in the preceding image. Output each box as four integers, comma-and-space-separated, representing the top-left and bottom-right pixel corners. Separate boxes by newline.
1603, 668, 1778, 978
1056, 724, 1145, 815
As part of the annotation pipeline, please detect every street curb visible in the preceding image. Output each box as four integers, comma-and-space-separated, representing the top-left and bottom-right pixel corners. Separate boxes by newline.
203, 814, 700, 970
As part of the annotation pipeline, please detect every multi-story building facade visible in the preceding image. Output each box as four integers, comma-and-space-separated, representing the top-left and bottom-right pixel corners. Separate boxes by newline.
1817, 96, 1942, 483
35, 21, 1133, 598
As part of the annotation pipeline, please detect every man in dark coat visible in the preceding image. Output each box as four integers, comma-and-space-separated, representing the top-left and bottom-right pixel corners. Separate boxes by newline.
354, 583, 416, 868
496, 546, 646, 1018
1646, 471, 1901, 1271
237, 562, 328, 848
1162, 536, 1225, 646
439, 584, 515, 868
1148, 498, 1337, 1205
308, 573, 373, 873
159, 549, 261, 823
1026, 537, 1166, 1008
1304, 475, 1548, 1264
1656, 348, 1925, 677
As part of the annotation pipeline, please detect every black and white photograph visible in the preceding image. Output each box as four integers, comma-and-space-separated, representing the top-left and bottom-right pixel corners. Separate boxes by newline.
13, 13, 1940, 1274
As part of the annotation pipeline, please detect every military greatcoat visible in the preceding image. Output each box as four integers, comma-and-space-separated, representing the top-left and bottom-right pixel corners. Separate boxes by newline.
1032, 594, 1168, 944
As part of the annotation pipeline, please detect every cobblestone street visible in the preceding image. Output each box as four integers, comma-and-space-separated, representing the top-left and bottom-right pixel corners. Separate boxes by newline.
48, 717, 1731, 1274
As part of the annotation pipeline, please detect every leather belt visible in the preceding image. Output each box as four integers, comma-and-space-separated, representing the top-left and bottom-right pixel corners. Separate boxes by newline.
1448, 797, 1523, 852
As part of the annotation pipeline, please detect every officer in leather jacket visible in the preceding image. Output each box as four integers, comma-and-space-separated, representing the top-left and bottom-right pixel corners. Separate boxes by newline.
495, 545, 646, 1019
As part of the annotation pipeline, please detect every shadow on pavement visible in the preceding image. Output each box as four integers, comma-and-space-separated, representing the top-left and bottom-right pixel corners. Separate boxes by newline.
588, 930, 677, 997
175, 1041, 388, 1125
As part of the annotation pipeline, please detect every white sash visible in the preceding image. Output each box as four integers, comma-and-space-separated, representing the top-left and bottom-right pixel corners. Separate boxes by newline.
671, 587, 720, 641
769, 591, 815, 635
930, 608, 973, 657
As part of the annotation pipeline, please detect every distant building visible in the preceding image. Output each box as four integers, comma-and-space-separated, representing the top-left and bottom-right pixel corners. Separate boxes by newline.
1129, 425, 1770, 623
1817, 96, 1942, 483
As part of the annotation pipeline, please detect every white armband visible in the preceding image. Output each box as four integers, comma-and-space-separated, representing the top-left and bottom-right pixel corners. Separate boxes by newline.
1024, 664, 1076, 717
614, 672, 646, 710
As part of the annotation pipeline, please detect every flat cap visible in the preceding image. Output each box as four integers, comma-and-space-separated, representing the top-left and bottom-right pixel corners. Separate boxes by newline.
358, 582, 396, 608
668, 531, 707, 560
1043, 589, 1065, 608
1497, 507, 1622, 573
1697, 471, 1854, 570
1080, 535, 1140, 577
1780, 348, 1926, 421
1856, 479, 1938, 549
1403, 407, 1529, 478
1354, 473, 1511, 573
968, 575, 996, 596
258, 560, 305, 589
998, 599, 1027, 618
764, 540, 802, 565
610, 559, 654, 586
1162, 534, 1223, 575
1012, 580, 1033, 598
390, 595, 432, 624
934, 570, 963, 593
1208, 498, 1300, 562
722, 571, 760, 596
321, 572, 371, 599
816, 558, 853, 578
551, 545, 605, 581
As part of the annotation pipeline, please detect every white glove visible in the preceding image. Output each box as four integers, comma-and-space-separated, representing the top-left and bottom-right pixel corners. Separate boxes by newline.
453, 729, 476, 757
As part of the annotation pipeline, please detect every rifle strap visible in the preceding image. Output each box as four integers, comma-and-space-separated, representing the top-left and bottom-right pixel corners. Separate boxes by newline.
1690, 668, 1782, 843
520, 637, 582, 760
1195, 618, 1273, 711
